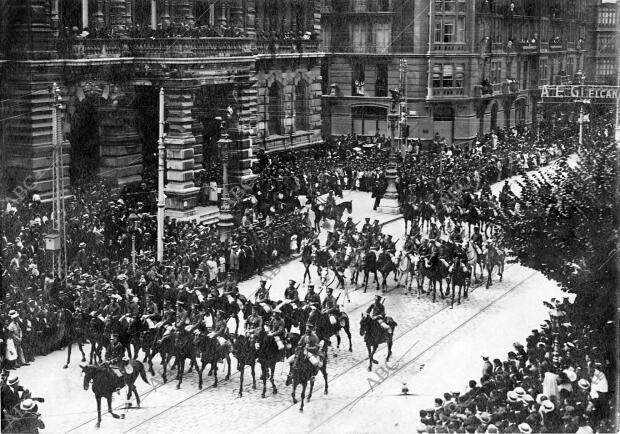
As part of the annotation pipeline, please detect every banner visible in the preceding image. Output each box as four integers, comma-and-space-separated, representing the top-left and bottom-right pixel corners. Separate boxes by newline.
541, 85, 620, 99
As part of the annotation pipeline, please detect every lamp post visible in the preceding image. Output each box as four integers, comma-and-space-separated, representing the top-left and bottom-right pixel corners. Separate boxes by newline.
549, 308, 565, 366
128, 212, 138, 273
378, 91, 401, 214
217, 116, 234, 241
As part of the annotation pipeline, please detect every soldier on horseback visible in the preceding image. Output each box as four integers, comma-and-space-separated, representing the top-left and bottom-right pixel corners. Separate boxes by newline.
267, 310, 286, 351
366, 295, 391, 334
322, 287, 340, 326
105, 333, 128, 391
471, 226, 483, 255
361, 217, 372, 235
255, 279, 272, 314
284, 280, 300, 306
344, 216, 356, 234
298, 324, 322, 368
210, 310, 232, 354
245, 305, 264, 347
304, 284, 321, 308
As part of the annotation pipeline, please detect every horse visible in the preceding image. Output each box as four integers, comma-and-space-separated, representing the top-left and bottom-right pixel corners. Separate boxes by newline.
61, 309, 88, 369
312, 309, 353, 353
359, 313, 397, 372
419, 253, 450, 302
484, 241, 505, 288
420, 201, 435, 233
465, 205, 481, 237
256, 331, 282, 398
80, 360, 150, 428
231, 333, 258, 397
402, 202, 420, 235
171, 328, 199, 389
193, 331, 231, 390
377, 250, 398, 292
301, 243, 314, 284
395, 250, 418, 295
449, 257, 471, 308
289, 345, 328, 412
333, 200, 352, 221
87, 316, 107, 364
465, 240, 484, 283
362, 249, 379, 292
145, 328, 175, 383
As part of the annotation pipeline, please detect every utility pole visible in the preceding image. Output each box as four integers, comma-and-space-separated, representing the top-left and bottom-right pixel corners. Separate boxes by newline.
157, 88, 165, 263
399, 59, 408, 159
49, 83, 67, 281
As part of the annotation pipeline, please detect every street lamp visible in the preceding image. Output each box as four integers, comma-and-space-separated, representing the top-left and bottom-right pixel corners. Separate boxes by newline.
549, 307, 565, 366
378, 89, 401, 214
128, 212, 139, 274
217, 116, 234, 242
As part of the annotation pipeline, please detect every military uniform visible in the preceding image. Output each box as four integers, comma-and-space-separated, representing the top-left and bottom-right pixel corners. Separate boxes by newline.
304, 290, 321, 308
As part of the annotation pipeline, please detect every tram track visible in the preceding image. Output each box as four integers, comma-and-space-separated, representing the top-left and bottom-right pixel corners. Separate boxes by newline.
248, 261, 520, 433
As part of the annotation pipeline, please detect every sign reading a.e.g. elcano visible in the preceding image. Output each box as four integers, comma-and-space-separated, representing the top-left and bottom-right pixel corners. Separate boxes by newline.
541, 85, 620, 99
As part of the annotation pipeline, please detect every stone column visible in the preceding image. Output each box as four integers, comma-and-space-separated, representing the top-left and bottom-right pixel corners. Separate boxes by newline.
161, 0, 171, 28
125, 0, 133, 26
164, 86, 199, 217
245, 0, 256, 37
110, 0, 127, 33
230, 0, 244, 30
98, 86, 142, 187
255, 0, 264, 32
173, 0, 194, 26
51, 0, 60, 33
150, 0, 157, 29
81, 0, 89, 29
217, 1, 228, 26
93, 0, 105, 29
230, 82, 258, 183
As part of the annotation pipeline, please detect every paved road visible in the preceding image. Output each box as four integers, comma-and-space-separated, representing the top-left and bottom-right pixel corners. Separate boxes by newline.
16, 163, 572, 433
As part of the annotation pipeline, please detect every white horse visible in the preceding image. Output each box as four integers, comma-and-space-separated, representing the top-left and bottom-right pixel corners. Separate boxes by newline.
464, 240, 484, 282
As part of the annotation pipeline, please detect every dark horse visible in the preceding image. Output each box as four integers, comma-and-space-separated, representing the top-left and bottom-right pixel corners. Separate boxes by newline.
449, 257, 470, 308
231, 334, 258, 397
81, 361, 150, 428
402, 202, 420, 235
301, 309, 352, 353
359, 314, 397, 372
419, 254, 450, 302
256, 331, 282, 398
289, 345, 328, 412
377, 250, 398, 292
333, 200, 352, 221
61, 309, 88, 369
193, 331, 232, 390
484, 242, 505, 288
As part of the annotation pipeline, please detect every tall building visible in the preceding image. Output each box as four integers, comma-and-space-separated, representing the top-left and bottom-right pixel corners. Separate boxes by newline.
586, 0, 619, 85
321, 0, 589, 144
0, 0, 324, 217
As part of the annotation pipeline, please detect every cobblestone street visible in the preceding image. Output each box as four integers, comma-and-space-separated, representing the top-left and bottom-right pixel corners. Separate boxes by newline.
12, 185, 566, 434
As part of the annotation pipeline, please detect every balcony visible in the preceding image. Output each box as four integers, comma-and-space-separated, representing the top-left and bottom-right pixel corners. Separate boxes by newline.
549, 43, 564, 51
491, 42, 504, 52
256, 39, 320, 55
518, 41, 539, 52
432, 43, 467, 53
347, 43, 390, 54
64, 37, 255, 59
540, 41, 549, 51
427, 87, 465, 98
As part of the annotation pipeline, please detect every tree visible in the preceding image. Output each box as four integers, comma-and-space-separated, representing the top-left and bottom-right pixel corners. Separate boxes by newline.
494, 119, 616, 330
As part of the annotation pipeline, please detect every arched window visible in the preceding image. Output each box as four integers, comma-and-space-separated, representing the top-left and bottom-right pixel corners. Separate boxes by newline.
268, 81, 283, 136
295, 80, 309, 131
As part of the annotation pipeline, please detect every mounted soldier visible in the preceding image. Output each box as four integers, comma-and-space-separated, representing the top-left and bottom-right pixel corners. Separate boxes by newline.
322, 287, 340, 327
304, 284, 321, 309
209, 310, 232, 354
267, 309, 286, 351
105, 333, 129, 390
366, 295, 391, 334
245, 304, 264, 348
284, 280, 300, 306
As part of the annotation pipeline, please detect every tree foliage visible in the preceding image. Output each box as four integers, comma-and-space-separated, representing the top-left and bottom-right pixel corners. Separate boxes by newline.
494, 122, 617, 327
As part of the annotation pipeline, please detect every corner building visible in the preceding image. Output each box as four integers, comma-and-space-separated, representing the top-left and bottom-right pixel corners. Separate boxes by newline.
0, 0, 324, 215
321, 0, 588, 144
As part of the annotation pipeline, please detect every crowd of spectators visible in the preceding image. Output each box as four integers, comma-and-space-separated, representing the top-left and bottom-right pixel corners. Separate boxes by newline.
419, 298, 614, 433
1, 371, 45, 433
0, 116, 585, 373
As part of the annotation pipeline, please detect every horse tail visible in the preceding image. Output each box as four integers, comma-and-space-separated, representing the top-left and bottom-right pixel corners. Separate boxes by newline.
138, 362, 150, 385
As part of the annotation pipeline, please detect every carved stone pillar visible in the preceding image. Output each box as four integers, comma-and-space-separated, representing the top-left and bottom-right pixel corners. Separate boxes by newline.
217, 1, 228, 26
164, 86, 199, 216
255, 0, 264, 32
125, 0, 133, 26
150, 0, 157, 29
174, 0, 194, 26
160, 0, 171, 28
110, 0, 127, 33
81, 0, 89, 29
230, 0, 244, 29
98, 85, 142, 186
244, 0, 256, 37
93, 0, 105, 29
